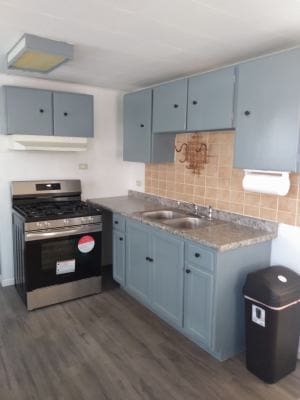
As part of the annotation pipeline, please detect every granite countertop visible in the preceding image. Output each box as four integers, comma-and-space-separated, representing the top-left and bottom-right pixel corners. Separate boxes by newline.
89, 194, 277, 252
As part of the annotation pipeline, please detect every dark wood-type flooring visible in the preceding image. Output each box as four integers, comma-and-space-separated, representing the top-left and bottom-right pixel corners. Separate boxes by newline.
0, 268, 299, 400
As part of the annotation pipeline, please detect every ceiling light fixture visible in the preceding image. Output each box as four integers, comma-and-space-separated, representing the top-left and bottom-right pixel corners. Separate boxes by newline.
6, 34, 73, 73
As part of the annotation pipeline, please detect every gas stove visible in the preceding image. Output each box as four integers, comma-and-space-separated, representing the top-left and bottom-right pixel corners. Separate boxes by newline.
11, 180, 103, 310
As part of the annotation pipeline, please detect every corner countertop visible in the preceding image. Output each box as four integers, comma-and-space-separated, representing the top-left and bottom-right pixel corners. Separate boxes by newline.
89, 195, 277, 252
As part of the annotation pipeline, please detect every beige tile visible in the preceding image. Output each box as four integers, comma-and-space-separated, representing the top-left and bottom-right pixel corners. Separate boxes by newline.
205, 187, 218, 199
217, 189, 230, 201
230, 176, 243, 191
244, 192, 260, 205
216, 200, 231, 211
184, 184, 194, 195
218, 167, 232, 178
206, 176, 218, 188
193, 196, 205, 205
296, 215, 300, 227
230, 190, 244, 204
259, 208, 277, 221
218, 178, 231, 189
278, 197, 297, 213
229, 202, 244, 214
194, 185, 205, 196
286, 184, 299, 199
244, 205, 260, 218
277, 211, 296, 225
260, 194, 278, 210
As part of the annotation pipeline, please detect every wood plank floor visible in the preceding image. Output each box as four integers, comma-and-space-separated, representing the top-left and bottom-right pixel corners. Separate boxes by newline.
0, 277, 299, 400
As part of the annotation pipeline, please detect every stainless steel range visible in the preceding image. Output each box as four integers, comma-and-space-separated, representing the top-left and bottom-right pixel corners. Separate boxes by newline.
11, 180, 103, 310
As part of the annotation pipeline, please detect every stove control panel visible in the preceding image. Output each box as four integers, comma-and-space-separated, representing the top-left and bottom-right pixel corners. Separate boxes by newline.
25, 214, 102, 232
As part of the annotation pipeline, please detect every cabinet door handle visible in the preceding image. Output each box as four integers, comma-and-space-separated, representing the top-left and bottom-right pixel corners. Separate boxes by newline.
148, 257, 154, 262
195, 253, 201, 258
244, 110, 251, 116
140, 123, 144, 128
64, 112, 68, 116
186, 269, 191, 274
39, 109, 44, 113
145, 256, 150, 261
192, 100, 198, 105
173, 104, 179, 108
119, 237, 124, 241
114, 221, 119, 225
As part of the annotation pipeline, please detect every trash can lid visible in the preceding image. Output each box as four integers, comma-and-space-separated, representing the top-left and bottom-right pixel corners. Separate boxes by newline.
243, 266, 300, 308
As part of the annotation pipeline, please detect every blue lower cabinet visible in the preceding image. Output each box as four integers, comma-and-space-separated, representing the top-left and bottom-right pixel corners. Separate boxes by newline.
112, 230, 125, 285
183, 265, 214, 347
151, 231, 184, 328
126, 221, 151, 305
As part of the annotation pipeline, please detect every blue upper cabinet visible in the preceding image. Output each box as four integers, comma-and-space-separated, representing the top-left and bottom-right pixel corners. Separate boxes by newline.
187, 67, 236, 132
152, 79, 188, 133
0, 86, 53, 135
0, 86, 94, 138
151, 230, 184, 328
123, 89, 152, 163
53, 92, 94, 137
234, 48, 300, 172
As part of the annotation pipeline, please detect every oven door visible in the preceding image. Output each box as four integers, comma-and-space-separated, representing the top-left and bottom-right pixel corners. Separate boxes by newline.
25, 224, 102, 291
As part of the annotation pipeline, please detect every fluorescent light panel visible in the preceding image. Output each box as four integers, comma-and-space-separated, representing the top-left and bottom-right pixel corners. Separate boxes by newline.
7, 34, 73, 73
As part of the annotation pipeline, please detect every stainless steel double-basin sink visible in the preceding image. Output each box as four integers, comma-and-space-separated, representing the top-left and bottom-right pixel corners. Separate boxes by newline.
141, 209, 210, 230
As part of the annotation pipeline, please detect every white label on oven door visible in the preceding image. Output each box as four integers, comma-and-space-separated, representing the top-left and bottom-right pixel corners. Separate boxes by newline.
56, 259, 76, 275
78, 235, 95, 253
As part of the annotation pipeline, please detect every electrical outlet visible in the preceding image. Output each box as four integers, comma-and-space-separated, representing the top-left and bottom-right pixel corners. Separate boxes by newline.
136, 180, 143, 187
78, 163, 88, 170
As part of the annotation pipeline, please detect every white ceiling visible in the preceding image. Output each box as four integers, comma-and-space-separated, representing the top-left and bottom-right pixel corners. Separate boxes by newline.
0, 0, 300, 91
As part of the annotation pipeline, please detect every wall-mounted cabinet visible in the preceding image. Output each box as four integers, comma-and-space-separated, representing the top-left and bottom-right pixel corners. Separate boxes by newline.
123, 89, 176, 163
152, 79, 188, 133
187, 67, 236, 131
234, 48, 300, 172
0, 86, 94, 138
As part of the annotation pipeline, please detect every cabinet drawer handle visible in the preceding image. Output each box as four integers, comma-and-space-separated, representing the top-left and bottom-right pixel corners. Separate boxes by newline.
192, 100, 198, 105
119, 237, 124, 241
145, 256, 150, 261
244, 110, 251, 116
173, 104, 179, 108
64, 112, 68, 116
186, 269, 191, 274
39, 109, 44, 113
114, 221, 119, 225
194, 253, 201, 258
140, 123, 144, 128
146, 257, 154, 262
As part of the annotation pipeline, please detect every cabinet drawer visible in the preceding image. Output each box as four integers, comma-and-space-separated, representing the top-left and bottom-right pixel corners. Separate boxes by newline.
113, 213, 126, 231
186, 243, 214, 272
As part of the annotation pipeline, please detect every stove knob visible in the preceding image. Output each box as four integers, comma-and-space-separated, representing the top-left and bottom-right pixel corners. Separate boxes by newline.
88, 216, 94, 222
63, 219, 70, 225
36, 222, 44, 229
45, 221, 51, 228
81, 217, 87, 224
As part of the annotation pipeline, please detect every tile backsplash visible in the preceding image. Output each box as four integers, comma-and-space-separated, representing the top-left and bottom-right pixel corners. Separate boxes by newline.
145, 131, 300, 226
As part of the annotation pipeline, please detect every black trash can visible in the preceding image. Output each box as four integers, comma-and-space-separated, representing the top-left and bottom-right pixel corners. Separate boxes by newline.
243, 265, 300, 383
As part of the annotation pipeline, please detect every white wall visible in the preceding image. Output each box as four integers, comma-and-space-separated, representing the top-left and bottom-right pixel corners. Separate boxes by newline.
271, 224, 300, 358
0, 74, 144, 286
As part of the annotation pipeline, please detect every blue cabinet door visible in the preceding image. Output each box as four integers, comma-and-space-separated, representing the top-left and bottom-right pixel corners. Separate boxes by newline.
123, 89, 152, 163
112, 230, 125, 285
184, 265, 214, 347
151, 230, 184, 328
187, 67, 236, 131
53, 92, 94, 137
126, 221, 151, 304
152, 79, 188, 133
234, 48, 300, 172
4, 86, 53, 135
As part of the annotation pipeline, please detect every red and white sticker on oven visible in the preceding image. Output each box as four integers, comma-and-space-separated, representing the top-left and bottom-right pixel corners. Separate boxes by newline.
78, 235, 95, 253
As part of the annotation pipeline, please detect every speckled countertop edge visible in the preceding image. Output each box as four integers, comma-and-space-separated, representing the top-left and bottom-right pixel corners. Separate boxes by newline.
88, 192, 277, 252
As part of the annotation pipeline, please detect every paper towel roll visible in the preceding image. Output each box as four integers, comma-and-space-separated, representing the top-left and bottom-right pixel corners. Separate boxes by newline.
242, 170, 290, 196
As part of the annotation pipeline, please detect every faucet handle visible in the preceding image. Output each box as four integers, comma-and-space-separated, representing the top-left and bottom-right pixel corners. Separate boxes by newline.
208, 205, 213, 220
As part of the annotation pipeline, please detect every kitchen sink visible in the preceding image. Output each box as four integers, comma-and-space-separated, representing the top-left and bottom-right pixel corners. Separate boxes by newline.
141, 209, 185, 220
162, 217, 208, 230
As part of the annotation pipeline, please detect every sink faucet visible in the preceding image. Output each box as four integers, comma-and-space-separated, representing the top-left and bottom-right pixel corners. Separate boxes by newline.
208, 205, 213, 220
193, 204, 198, 214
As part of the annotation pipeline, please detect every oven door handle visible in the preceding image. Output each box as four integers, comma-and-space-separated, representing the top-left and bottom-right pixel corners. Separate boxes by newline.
25, 223, 102, 242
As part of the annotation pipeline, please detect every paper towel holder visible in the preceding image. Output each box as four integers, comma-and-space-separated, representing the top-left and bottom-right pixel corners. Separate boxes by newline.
242, 169, 291, 196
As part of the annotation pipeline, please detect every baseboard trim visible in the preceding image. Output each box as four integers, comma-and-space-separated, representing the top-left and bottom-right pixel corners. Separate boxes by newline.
1, 277, 15, 287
